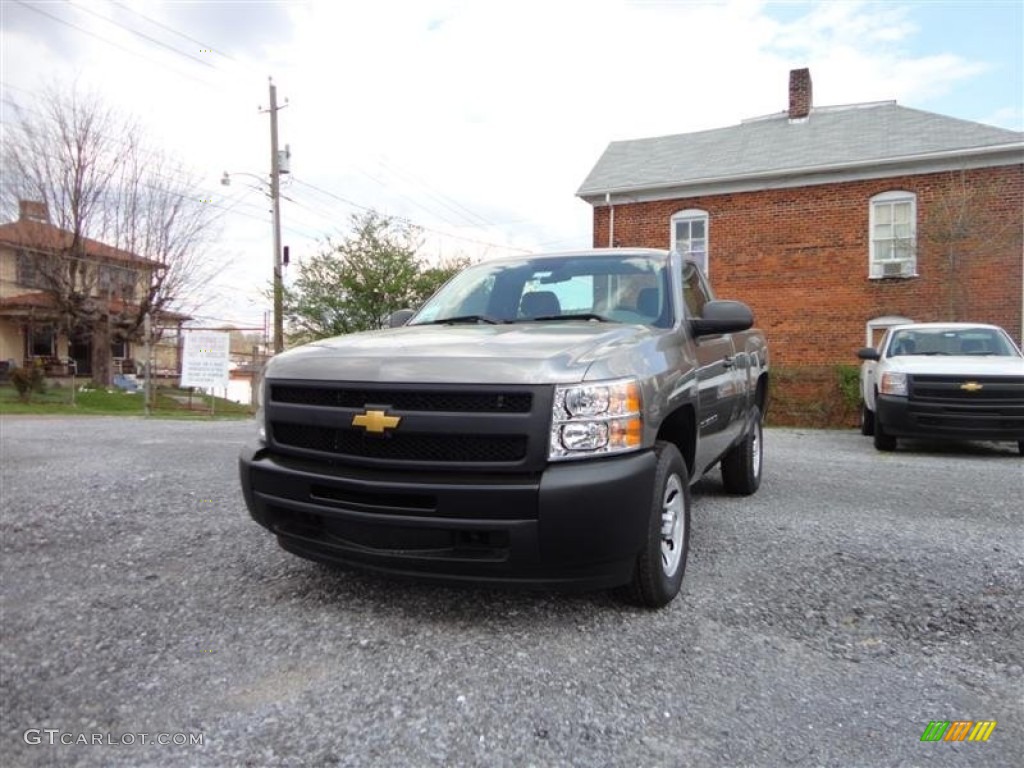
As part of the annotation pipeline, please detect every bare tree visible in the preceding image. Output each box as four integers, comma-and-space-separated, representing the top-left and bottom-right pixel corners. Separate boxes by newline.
1, 85, 221, 385
919, 169, 1024, 321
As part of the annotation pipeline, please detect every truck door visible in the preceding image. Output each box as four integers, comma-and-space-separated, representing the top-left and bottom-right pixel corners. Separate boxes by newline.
683, 263, 744, 471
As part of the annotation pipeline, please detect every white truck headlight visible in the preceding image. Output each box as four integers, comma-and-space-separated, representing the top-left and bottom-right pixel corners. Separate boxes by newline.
255, 377, 268, 442
550, 379, 642, 460
880, 372, 908, 396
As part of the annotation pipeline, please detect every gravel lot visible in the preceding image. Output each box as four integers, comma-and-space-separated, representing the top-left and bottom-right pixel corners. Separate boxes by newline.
1, 416, 1021, 767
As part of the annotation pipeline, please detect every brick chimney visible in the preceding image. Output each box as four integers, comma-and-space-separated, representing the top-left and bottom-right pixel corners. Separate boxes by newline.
18, 200, 50, 223
788, 68, 812, 120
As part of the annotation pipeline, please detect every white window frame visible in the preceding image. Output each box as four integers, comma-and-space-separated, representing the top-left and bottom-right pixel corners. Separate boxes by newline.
865, 315, 913, 348
670, 209, 709, 276
869, 191, 917, 279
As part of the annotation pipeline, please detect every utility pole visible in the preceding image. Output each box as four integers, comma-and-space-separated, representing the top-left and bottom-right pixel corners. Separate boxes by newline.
267, 78, 285, 354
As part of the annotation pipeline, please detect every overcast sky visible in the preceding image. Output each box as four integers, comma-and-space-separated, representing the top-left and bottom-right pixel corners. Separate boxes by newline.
2, 0, 1022, 329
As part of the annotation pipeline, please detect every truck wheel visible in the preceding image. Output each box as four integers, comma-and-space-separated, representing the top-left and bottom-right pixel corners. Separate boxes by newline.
860, 404, 875, 436
873, 419, 897, 451
721, 405, 763, 495
623, 441, 690, 608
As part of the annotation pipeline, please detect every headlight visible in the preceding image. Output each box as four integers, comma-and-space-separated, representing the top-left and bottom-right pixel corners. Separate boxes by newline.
880, 372, 908, 396
550, 378, 642, 460
255, 376, 268, 442
256, 406, 266, 442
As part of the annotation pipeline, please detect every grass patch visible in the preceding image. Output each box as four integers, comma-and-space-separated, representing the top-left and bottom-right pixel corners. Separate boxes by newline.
0, 383, 253, 419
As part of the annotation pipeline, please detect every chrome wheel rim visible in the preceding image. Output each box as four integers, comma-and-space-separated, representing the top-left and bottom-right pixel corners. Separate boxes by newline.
660, 473, 685, 577
752, 421, 762, 479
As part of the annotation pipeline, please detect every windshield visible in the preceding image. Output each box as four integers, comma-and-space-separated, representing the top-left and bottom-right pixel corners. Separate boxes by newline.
408, 252, 674, 328
887, 327, 1022, 357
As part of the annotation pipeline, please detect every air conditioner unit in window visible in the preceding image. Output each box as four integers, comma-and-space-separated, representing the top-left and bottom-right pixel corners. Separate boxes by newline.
881, 260, 912, 277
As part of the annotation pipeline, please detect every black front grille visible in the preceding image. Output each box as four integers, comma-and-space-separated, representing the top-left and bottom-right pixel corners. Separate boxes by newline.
911, 375, 1024, 405
271, 385, 532, 413
272, 422, 528, 463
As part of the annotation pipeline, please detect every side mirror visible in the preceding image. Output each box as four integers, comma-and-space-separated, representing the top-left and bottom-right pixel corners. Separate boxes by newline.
388, 309, 415, 328
690, 300, 754, 337
857, 347, 880, 361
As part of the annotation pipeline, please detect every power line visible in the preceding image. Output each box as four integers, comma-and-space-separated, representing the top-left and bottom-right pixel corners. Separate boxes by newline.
12, 0, 218, 91
353, 165, 469, 230
376, 156, 496, 228
3, 92, 525, 255
1, 92, 144, 152
0, 122, 270, 225
289, 177, 531, 254
65, 0, 217, 71
109, 0, 248, 69
0, 91, 290, 229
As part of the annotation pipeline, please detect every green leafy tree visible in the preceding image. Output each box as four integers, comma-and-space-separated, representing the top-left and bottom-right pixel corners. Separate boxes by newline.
283, 211, 469, 343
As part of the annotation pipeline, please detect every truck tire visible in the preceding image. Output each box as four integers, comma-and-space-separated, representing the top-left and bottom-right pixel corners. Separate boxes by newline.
721, 405, 763, 495
873, 419, 897, 451
622, 441, 690, 608
860, 404, 875, 436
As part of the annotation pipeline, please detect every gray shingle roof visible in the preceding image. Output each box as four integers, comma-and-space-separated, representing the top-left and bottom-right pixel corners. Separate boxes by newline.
577, 102, 1023, 199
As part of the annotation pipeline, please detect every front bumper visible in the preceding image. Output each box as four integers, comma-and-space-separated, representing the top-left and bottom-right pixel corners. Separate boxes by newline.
876, 394, 1024, 442
239, 443, 657, 590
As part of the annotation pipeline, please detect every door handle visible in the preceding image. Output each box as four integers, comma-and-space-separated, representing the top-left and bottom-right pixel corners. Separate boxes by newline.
722, 356, 735, 369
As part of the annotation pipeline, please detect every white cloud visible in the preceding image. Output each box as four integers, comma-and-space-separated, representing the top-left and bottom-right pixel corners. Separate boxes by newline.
980, 105, 1024, 131
2, 0, 1019, 327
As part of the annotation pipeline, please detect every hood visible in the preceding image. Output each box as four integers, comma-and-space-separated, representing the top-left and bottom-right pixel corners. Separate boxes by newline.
266, 323, 664, 384
887, 355, 1024, 377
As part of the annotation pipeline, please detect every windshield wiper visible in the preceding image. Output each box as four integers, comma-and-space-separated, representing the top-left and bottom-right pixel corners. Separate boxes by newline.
425, 314, 505, 325
529, 313, 610, 322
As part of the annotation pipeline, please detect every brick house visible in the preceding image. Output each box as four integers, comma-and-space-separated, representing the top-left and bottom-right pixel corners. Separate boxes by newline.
577, 69, 1024, 424
0, 201, 188, 380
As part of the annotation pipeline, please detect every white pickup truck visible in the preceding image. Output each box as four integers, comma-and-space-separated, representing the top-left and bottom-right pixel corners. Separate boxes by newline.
857, 322, 1024, 454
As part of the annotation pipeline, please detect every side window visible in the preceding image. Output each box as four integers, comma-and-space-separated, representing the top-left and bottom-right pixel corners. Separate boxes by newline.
671, 209, 709, 276
16, 249, 47, 289
98, 265, 139, 300
869, 191, 917, 278
681, 261, 711, 318
28, 324, 56, 357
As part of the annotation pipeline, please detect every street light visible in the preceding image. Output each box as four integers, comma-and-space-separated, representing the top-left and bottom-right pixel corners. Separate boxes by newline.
220, 171, 267, 187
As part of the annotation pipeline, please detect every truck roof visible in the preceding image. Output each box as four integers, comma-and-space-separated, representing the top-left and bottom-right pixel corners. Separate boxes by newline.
888, 322, 1007, 332
479, 248, 673, 267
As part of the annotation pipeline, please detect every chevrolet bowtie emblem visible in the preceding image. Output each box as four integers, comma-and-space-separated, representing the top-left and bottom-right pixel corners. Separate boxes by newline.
352, 409, 401, 434
960, 381, 983, 392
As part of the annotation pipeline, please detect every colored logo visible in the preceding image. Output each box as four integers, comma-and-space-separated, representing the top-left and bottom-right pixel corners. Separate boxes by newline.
959, 381, 983, 392
920, 720, 996, 742
352, 409, 401, 434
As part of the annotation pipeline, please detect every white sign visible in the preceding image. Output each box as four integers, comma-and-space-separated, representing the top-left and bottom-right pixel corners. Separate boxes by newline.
180, 332, 231, 389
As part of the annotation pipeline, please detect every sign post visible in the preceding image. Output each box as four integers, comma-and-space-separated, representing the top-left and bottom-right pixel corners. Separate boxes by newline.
180, 332, 230, 416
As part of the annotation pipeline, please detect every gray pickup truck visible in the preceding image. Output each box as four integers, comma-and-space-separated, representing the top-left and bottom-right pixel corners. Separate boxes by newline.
239, 248, 769, 607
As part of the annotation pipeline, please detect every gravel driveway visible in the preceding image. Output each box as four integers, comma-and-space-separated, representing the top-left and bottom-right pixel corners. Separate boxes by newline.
1, 417, 1021, 767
